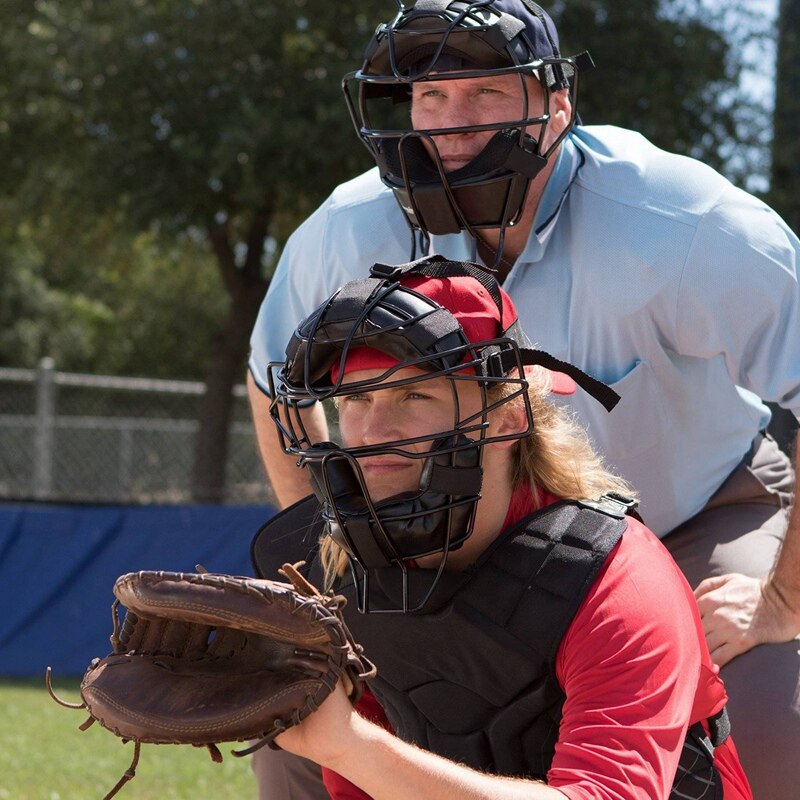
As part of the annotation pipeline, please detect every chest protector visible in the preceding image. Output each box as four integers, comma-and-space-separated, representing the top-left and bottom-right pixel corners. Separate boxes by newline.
251, 495, 728, 796
338, 498, 728, 796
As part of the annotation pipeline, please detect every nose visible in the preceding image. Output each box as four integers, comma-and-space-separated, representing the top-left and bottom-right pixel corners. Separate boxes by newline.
441, 95, 483, 135
360, 399, 404, 447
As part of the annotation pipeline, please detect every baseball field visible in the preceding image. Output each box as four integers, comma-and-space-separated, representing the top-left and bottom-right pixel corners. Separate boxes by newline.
1, 678, 257, 799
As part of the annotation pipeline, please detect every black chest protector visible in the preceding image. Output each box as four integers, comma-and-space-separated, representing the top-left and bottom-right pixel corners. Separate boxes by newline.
252, 495, 729, 795
336, 498, 625, 778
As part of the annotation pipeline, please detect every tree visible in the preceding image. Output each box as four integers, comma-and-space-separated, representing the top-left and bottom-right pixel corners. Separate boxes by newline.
552, 0, 766, 181
0, 210, 228, 377
11, 0, 388, 501
767, 0, 800, 452
0, 219, 113, 370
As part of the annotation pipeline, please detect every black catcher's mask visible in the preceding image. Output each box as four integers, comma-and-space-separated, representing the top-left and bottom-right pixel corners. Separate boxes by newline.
267, 256, 618, 613
342, 0, 594, 264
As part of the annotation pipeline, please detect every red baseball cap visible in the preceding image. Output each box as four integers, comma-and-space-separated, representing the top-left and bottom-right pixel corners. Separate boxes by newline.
330, 274, 576, 396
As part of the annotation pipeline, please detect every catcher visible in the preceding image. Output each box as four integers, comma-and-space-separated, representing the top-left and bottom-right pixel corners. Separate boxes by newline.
258, 256, 753, 799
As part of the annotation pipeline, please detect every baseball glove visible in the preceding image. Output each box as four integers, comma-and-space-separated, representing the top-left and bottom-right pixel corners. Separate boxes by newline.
46, 563, 375, 799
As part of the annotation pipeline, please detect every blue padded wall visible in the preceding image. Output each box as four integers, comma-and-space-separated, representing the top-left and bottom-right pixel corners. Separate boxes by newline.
0, 502, 275, 676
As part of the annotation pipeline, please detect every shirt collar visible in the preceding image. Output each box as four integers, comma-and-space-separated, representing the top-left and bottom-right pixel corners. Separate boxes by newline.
500, 484, 561, 532
518, 133, 583, 262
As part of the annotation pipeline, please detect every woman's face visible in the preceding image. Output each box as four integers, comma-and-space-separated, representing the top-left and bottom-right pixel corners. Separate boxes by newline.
337, 367, 484, 503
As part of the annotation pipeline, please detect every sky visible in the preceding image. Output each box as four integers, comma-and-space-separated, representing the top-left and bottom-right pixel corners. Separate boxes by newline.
738, 0, 780, 98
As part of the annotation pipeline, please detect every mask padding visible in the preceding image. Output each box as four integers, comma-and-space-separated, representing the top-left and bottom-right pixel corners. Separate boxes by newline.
378, 129, 522, 186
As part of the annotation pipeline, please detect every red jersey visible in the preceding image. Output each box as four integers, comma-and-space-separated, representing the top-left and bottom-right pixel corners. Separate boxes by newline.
324, 490, 752, 799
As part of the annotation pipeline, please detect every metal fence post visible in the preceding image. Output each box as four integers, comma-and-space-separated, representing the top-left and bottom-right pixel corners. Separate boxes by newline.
34, 357, 56, 499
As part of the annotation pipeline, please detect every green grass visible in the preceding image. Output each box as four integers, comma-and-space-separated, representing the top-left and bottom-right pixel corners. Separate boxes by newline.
0, 677, 259, 799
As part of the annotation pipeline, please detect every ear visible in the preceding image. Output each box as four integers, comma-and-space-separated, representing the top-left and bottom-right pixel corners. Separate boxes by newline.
492, 400, 530, 448
548, 88, 572, 139
552, 87, 572, 113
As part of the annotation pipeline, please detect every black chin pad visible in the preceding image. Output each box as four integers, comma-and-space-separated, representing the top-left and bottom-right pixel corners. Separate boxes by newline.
378, 129, 522, 185
305, 452, 372, 526
311, 436, 483, 568
376, 130, 544, 233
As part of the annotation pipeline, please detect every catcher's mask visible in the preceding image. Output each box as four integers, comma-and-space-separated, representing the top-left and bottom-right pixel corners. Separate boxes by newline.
342, 0, 594, 264
267, 256, 618, 613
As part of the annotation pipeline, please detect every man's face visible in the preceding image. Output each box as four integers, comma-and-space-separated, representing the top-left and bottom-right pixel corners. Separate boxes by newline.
337, 367, 484, 503
409, 73, 570, 171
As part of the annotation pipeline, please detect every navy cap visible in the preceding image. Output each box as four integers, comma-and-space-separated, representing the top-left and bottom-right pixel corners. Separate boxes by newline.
491, 0, 562, 59
396, 0, 566, 85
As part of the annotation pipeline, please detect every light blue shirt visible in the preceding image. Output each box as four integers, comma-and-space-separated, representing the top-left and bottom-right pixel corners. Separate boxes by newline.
249, 125, 800, 536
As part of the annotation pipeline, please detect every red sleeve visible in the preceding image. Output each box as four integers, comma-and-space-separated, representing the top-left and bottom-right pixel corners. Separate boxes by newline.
548, 517, 747, 800
322, 687, 392, 800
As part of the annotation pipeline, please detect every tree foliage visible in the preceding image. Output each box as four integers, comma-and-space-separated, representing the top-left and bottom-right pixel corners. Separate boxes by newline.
6, 0, 387, 224
552, 0, 769, 182
0, 209, 227, 377
1, 0, 391, 499
765, 0, 800, 451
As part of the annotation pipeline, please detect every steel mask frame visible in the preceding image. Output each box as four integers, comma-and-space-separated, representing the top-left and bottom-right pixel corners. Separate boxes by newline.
267, 291, 533, 613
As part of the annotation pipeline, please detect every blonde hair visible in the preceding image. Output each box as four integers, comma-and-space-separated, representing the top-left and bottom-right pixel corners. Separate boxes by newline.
318, 366, 635, 587
509, 367, 634, 506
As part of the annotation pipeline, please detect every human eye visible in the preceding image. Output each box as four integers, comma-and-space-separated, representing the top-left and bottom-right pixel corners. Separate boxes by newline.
405, 386, 444, 402
414, 83, 445, 99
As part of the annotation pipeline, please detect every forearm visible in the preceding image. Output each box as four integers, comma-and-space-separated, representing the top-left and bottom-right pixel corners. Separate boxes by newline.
769, 431, 800, 623
247, 371, 328, 509
325, 715, 567, 800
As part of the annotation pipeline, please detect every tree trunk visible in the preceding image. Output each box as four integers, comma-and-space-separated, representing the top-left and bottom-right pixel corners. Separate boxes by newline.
191, 212, 270, 503
767, 0, 800, 454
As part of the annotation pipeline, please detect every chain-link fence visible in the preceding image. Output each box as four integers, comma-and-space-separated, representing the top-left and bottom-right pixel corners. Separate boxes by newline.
0, 358, 275, 505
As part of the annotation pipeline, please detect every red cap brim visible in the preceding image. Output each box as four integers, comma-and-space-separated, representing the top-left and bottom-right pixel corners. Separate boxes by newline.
332, 351, 577, 397
549, 371, 576, 396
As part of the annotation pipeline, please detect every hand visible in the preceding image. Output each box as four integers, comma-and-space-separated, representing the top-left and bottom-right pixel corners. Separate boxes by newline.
694, 573, 800, 667
275, 681, 359, 768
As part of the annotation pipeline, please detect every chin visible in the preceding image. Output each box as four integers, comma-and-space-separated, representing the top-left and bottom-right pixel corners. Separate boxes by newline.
369, 486, 416, 505
362, 477, 420, 505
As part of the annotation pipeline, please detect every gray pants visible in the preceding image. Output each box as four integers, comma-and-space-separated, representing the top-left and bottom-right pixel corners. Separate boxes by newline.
251, 747, 327, 800
663, 434, 798, 800
252, 436, 798, 800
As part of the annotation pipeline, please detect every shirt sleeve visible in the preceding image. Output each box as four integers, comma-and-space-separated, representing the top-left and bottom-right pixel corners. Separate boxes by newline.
675, 186, 800, 421
248, 196, 337, 394
548, 520, 710, 800
322, 687, 393, 800
248, 169, 413, 396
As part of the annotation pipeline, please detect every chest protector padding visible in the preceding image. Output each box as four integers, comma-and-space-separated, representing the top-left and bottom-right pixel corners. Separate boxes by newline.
338, 500, 626, 778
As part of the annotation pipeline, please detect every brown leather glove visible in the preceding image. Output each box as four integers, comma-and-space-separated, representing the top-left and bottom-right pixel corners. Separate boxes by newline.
47, 563, 375, 799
